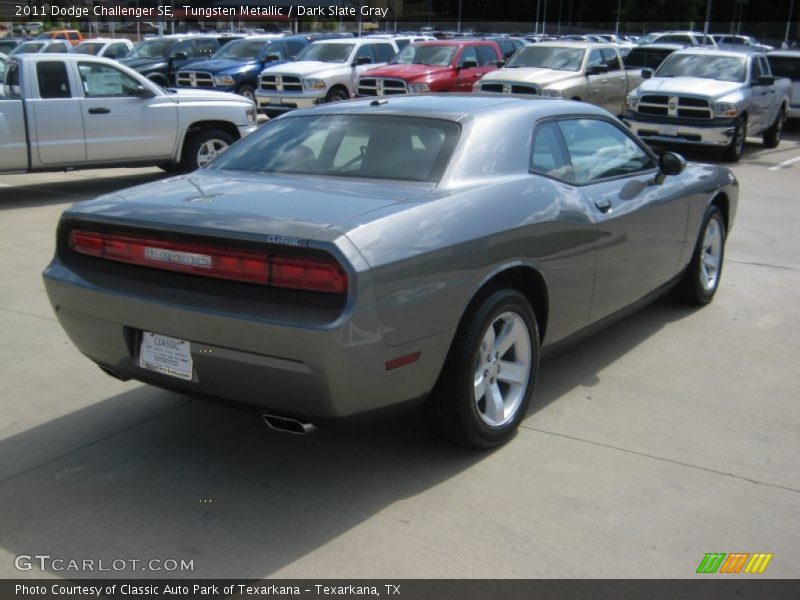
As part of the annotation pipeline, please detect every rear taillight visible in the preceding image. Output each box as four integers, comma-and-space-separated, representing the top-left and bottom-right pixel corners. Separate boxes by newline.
67, 229, 347, 294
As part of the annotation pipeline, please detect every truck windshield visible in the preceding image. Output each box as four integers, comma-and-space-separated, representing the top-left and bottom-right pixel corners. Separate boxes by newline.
11, 42, 46, 54
213, 39, 271, 61
505, 46, 585, 71
128, 40, 174, 60
656, 54, 746, 82
73, 43, 105, 55
209, 114, 460, 183
294, 43, 354, 63
390, 44, 457, 67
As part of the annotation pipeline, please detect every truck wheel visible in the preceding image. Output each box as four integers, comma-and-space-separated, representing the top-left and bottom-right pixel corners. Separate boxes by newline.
324, 88, 349, 103
147, 73, 170, 87
180, 129, 234, 171
426, 287, 539, 448
236, 84, 256, 103
722, 116, 746, 162
762, 109, 785, 148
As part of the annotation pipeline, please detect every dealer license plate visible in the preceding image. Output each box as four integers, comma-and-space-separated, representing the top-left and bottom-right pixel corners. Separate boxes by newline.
660, 124, 679, 136
139, 332, 193, 381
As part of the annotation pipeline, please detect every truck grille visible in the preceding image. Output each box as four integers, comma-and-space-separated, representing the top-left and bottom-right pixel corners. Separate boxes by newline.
357, 78, 408, 96
259, 74, 304, 92
637, 95, 712, 119
478, 82, 539, 95
176, 71, 215, 88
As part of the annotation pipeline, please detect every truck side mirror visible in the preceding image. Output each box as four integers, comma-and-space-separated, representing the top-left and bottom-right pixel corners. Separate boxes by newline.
587, 64, 608, 75
353, 56, 372, 66
641, 68, 653, 79
459, 59, 478, 69
173, 51, 188, 61
753, 75, 775, 86
264, 53, 281, 63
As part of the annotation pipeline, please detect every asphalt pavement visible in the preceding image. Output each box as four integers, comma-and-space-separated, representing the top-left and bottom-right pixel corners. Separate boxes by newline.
0, 127, 798, 579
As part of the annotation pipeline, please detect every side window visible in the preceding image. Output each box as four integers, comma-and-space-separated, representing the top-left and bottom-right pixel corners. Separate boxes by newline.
69, 32, 80, 41
45, 43, 69, 53
600, 48, 621, 71
586, 49, 603, 69
78, 62, 141, 97
395, 39, 410, 50
108, 43, 129, 58
751, 58, 763, 81
759, 56, 771, 76
530, 122, 574, 182
476, 45, 498, 66
193, 39, 218, 58
55, 33, 66, 40
36, 61, 72, 98
458, 46, 478, 67
375, 43, 396, 63
286, 41, 305, 58
173, 41, 192, 58
558, 119, 655, 184
5, 62, 21, 96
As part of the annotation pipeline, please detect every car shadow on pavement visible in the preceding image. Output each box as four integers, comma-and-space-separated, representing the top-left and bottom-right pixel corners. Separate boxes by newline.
0, 295, 697, 578
0, 171, 168, 211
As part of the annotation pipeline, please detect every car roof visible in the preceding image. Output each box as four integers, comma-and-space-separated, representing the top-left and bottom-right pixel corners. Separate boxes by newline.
289, 93, 607, 122
534, 40, 605, 49
768, 50, 800, 57
673, 47, 756, 58
416, 39, 499, 46
632, 43, 686, 50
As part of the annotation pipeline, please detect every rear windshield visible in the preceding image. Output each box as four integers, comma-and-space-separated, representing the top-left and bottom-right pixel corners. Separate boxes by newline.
505, 46, 585, 71
73, 42, 105, 55
210, 115, 460, 183
294, 43, 354, 63
213, 39, 271, 61
624, 48, 674, 70
767, 56, 800, 81
390, 44, 458, 67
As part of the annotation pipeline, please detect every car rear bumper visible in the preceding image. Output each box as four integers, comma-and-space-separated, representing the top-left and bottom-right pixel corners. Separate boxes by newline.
42, 260, 451, 421
622, 113, 737, 147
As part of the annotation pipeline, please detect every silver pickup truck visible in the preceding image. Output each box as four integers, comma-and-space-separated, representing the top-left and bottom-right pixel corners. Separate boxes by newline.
623, 48, 791, 161
0, 54, 258, 174
475, 41, 644, 115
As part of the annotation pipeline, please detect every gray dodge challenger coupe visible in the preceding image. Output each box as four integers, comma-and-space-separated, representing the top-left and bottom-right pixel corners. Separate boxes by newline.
43, 95, 738, 448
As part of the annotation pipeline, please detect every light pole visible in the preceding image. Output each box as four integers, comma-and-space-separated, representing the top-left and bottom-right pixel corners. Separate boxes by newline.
542, 0, 547, 35
615, 0, 622, 36
703, 0, 713, 38
786, 0, 796, 44
458, 0, 462, 33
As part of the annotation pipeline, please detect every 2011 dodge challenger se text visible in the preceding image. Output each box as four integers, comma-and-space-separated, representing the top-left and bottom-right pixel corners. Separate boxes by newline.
43, 95, 738, 448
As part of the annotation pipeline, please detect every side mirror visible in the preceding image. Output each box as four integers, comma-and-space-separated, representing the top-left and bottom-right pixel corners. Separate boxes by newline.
495, 59, 506, 68
264, 53, 281, 63
587, 64, 609, 75
754, 75, 775, 86
354, 56, 372, 66
659, 151, 686, 176
459, 59, 478, 69
134, 84, 156, 98
641, 68, 653, 79
173, 51, 188, 61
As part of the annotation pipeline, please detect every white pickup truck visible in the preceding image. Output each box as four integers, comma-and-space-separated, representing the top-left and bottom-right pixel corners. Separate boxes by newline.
623, 48, 791, 161
0, 54, 258, 174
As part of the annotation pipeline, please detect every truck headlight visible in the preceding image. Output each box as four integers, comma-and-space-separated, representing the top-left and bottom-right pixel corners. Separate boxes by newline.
626, 93, 639, 111
408, 83, 431, 93
713, 102, 738, 118
304, 78, 326, 90
246, 107, 257, 124
213, 75, 235, 86
543, 89, 563, 98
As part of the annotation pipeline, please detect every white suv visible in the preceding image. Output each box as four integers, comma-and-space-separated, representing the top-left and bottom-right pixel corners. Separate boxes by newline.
255, 37, 399, 116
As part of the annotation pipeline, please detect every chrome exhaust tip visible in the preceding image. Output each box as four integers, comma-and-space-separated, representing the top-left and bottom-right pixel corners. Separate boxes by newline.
262, 414, 316, 435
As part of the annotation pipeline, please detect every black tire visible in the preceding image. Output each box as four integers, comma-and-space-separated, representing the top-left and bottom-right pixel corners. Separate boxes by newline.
673, 205, 726, 305
427, 288, 540, 449
722, 116, 746, 162
762, 108, 785, 148
147, 73, 170, 87
324, 87, 349, 103
236, 84, 256, 103
179, 128, 235, 172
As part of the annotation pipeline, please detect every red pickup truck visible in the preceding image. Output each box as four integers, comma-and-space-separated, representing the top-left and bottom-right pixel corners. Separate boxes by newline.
357, 40, 503, 95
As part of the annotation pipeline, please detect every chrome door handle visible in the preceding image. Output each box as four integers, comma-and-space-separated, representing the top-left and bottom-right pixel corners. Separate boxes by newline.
88, 107, 110, 114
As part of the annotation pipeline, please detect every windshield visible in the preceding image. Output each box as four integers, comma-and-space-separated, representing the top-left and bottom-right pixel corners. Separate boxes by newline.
637, 33, 659, 45
128, 39, 174, 59
209, 115, 460, 183
656, 54, 746, 82
294, 43, 354, 63
11, 42, 45, 54
212, 39, 270, 61
0, 41, 19, 53
73, 42, 104, 55
390, 44, 457, 67
505, 46, 585, 71
624, 48, 673, 70
35, 33, 53, 40
768, 56, 800, 81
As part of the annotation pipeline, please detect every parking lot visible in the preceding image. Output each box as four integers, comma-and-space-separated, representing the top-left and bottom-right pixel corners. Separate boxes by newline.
0, 126, 798, 579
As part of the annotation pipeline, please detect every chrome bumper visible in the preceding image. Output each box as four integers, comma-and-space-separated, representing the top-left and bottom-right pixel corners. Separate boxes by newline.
254, 90, 325, 112
622, 113, 737, 147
